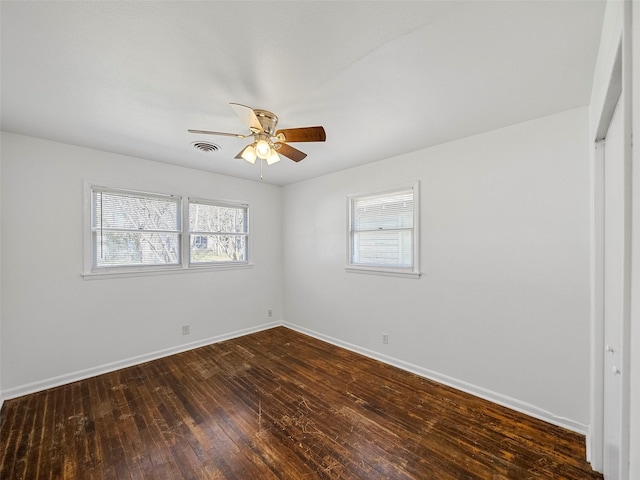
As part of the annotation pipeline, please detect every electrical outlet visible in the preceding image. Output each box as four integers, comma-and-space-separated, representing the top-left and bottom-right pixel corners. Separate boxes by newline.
268, 309, 273, 317
382, 333, 389, 344
182, 325, 190, 335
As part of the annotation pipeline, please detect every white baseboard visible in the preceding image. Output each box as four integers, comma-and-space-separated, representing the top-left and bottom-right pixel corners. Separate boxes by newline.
0, 320, 590, 436
283, 322, 589, 435
1, 321, 280, 401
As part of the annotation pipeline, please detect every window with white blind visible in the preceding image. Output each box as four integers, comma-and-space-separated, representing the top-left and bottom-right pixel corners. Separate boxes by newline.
87, 186, 251, 276
347, 183, 420, 278
189, 199, 248, 265
92, 188, 181, 269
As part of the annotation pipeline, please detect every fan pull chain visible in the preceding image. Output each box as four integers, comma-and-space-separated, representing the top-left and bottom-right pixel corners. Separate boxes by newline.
260, 159, 264, 180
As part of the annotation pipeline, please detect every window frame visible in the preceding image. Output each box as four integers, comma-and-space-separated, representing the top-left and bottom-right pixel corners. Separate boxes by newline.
346, 182, 420, 279
83, 183, 252, 279
187, 197, 250, 268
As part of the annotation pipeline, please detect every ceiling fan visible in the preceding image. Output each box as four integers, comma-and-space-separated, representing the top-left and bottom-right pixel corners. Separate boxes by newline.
189, 103, 326, 166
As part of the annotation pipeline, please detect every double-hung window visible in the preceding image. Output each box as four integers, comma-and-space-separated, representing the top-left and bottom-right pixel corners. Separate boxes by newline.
92, 188, 181, 269
87, 186, 250, 276
347, 182, 420, 278
188, 199, 248, 265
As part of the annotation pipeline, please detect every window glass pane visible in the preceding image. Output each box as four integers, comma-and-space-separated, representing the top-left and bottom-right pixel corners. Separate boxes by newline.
188, 200, 249, 264
352, 230, 413, 267
352, 191, 413, 231
94, 191, 179, 231
94, 232, 180, 267
190, 234, 247, 263
348, 185, 417, 272
189, 203, 247, 234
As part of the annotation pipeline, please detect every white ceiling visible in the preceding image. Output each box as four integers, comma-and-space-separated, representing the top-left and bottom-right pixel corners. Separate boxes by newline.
1, 1, 605, 186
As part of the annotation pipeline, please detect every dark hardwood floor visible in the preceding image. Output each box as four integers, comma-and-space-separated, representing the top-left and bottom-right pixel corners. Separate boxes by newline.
0, 326, 602, 479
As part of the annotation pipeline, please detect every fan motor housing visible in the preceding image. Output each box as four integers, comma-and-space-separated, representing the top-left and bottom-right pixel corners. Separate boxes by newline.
253, 109, 278, 135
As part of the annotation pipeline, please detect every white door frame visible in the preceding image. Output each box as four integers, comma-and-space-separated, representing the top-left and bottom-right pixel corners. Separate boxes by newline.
590, 38, 632, 478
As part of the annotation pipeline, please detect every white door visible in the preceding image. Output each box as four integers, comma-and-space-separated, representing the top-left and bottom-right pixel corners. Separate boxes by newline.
602, 97, 624, 480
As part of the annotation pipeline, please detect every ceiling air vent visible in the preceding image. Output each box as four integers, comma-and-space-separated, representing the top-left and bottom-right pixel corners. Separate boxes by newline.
192, 141, 220, 153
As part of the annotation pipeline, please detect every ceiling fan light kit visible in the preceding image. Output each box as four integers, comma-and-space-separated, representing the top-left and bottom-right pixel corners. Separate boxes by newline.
238, 144, 257, 164
266, 150, 281, 165
189, 103, 325, 177
255, 136, 271, 159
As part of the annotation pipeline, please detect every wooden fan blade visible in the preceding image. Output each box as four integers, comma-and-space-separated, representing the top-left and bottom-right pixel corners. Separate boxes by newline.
274, 142, 307, 162
275, 126, 326, 143
229, 103, 263, 132
188, 129, 247, 138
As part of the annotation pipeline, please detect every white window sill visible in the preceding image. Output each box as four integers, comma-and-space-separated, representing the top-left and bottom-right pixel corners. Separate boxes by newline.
83, 263, 254, 280
345, 266, 421, 279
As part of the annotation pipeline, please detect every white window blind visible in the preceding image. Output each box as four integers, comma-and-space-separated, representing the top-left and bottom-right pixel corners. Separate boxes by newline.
189, 199, 248, 264
348, 183, 419, 276
92, 189, 181, 268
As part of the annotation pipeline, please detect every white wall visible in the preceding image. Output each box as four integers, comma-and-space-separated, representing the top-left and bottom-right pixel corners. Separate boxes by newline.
0, 132, 283, 398
283, 107, 591, 432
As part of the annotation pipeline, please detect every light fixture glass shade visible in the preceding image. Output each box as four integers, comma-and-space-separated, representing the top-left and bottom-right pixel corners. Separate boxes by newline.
256, 139, 271, 159
266, 149, 281, 165
241, 144, 257, 164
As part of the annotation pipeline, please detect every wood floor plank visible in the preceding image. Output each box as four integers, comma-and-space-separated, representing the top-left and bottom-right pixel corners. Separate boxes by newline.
23, 391, 48, 480
5, 393, 36, 479
0, 327, 602, 479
